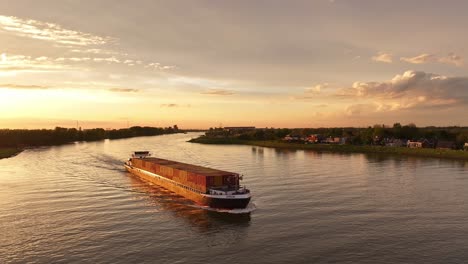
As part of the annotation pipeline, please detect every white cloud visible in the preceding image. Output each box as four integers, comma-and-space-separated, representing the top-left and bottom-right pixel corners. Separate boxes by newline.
145, 62, 177, 70
200, 89, 235, 96
400, 53, 463, 66
0, 15, 111, 46
400, 53, 435, 64
0, 54, 66, 72
336, 70, 468, 111
345, 103, 376, 116
93, 57, 120, 63
70, 48, 120, 55
305, 83, 328, 94
371, 52, 393, 63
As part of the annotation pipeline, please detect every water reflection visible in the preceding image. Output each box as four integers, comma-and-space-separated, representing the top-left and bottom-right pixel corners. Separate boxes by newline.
3, 132, 468, 264
251, 147, 264, 155
273, 148, 298, 157
362, 152, 468, 169
126, 174, 251, 233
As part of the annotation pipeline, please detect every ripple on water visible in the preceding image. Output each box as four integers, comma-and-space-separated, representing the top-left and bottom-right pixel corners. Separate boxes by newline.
1, 133, 468, 264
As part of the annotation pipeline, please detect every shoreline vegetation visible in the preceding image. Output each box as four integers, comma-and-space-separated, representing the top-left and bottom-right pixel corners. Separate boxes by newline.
0, 125, 182, 160
189, 137, 468, 160
0, 148, 22, 159
188, 125, 468, 161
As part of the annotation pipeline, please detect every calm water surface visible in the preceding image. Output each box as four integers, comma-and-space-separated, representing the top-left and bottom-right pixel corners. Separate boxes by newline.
1, 133, 468, 263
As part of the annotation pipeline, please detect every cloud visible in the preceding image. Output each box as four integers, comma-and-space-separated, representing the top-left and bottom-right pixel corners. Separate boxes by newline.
439, 53, 464, 66
0, 15, 110, 46
345, 103, 377, 116
200, 89, 235, 96
0, 83, 50, 89
305, 83, 328, 94
291, 83, 329, 100
70, 48, 120, 56
161, 103, 178, 107
0, 54, 66, 72
400, 53, 464, 66
0, 16, 177, 73
336, 70, 468, 111
400, 53, 435, 64
160, 104, 191, 108
371, 52, 393, 63
108, 88, 139, 93
145, 62, 177, 70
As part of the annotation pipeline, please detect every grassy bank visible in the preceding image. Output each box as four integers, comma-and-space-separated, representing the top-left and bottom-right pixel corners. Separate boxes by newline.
189, 136, 468, 161
0, 148, 22, 159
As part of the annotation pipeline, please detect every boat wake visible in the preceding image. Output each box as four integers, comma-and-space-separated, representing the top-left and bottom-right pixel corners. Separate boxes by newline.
190, 203, 257, 214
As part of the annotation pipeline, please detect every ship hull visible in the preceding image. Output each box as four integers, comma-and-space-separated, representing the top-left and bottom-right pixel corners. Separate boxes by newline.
206, 196, 251, 209
125, 164, 250, 209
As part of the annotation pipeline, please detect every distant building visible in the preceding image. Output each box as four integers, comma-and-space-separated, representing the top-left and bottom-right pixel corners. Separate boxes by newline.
323, 137, 340, 144
407, 141, 423, 148
283, 134, 306, 142
436, 140, 456, 150
223, 126, 256, 136
306, 134, 320, 143
224, 126, 255, 131
407, 139, 434, 148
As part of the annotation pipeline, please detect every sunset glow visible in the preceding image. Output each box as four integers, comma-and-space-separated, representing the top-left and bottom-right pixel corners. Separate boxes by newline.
1, 1, 467, 129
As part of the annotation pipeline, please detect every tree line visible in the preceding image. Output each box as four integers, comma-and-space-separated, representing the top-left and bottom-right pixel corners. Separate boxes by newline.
206, 123, 468, 148
0, 125, 180, 148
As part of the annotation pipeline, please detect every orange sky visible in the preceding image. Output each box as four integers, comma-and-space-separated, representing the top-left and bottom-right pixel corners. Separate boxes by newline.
1, 1, 468, 129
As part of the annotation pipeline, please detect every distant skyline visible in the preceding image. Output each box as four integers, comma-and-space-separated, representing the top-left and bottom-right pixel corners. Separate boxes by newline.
1, 0, 468, 129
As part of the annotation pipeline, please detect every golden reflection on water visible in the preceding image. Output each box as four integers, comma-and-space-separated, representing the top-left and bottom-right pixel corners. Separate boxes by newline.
125, 173, 251, 232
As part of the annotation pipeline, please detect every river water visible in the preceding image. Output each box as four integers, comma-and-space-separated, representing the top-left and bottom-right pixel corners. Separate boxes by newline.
1, 133, 468, 263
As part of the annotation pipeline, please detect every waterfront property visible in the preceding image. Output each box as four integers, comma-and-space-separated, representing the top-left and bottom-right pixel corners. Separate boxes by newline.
407, 141, 423, 148
407, 139, 435, 148
436, 140, 456, 150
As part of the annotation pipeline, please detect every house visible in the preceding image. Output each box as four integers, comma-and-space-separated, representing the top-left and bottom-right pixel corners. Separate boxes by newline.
407, 139, 435, 148
283, 134, 305, 142
323, 137, 340, 144
306, 134, 320, 143
407, 141, 423, 148
436, 140, 456, 150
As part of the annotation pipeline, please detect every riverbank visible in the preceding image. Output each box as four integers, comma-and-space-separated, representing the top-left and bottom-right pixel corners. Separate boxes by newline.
0, 148, 23, 160
188, 136, 468, 161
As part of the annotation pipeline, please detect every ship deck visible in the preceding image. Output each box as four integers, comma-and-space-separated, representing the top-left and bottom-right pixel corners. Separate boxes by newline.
136, 157, 238, 177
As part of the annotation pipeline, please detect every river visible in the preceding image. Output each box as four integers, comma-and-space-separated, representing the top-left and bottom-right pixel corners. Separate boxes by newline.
1, 133, 468, 263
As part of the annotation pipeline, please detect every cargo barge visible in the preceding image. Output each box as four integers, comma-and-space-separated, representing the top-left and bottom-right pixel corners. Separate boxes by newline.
124, 151, 251, 209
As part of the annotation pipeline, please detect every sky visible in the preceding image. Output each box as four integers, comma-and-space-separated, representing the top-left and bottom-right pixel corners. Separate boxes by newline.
0, 0, 467, 129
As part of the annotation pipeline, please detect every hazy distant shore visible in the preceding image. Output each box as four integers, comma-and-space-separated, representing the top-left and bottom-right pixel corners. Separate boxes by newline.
189, 136, 468, 161
0, 148, 23, 160
0, 126, 183, 160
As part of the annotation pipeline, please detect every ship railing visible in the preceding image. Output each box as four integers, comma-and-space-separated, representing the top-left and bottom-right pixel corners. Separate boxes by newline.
131, 151, 152, 159
209, 186, 250, 195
